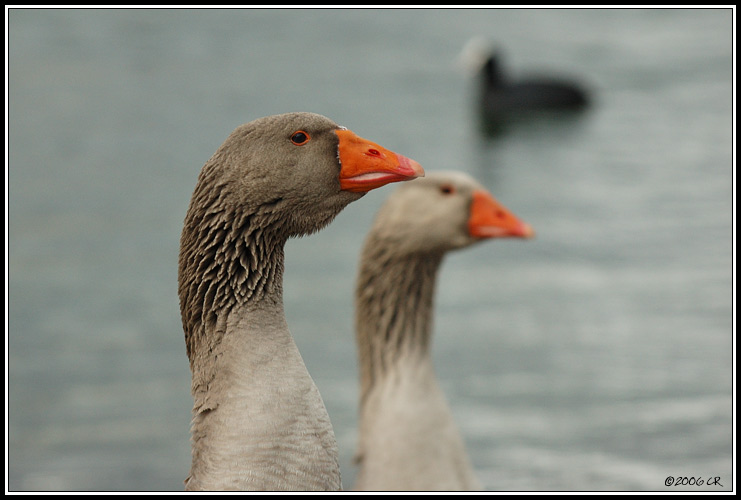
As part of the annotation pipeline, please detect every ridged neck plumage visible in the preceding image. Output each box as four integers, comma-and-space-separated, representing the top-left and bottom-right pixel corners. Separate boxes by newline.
355, 234, 445, 407
178, 153, 291, 410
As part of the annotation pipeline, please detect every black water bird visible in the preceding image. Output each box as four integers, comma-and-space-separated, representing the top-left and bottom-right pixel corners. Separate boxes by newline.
460, 38, 591, 136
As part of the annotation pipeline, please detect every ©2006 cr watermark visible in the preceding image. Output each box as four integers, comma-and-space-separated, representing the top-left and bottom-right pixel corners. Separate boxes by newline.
665, 476, 723, 487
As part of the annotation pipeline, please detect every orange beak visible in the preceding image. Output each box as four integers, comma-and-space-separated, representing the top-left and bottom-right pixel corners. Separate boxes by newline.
468, 190, 534, 239
336, 129, 425, 193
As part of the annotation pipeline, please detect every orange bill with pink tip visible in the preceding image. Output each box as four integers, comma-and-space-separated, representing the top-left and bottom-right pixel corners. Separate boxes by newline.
468, 190, 534, 239
336, 129, 424, 192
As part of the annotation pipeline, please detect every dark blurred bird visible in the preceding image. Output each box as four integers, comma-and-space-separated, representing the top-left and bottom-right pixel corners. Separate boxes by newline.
459, 38, 591, 136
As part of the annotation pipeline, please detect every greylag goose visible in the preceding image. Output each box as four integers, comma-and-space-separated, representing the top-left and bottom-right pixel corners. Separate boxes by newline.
460, 38, 590, 136
178, 112, 424, 491
353, 171, 533, 491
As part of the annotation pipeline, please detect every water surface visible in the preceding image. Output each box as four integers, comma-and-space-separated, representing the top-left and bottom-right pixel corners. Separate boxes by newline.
7, 7, 734, 492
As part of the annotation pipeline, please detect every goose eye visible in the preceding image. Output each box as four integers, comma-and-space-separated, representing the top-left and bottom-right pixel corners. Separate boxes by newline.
440, 185, 455, 195
291, 131, 310, 146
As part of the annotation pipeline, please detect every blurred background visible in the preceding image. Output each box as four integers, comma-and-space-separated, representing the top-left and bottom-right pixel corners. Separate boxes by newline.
6, 7, 734, 492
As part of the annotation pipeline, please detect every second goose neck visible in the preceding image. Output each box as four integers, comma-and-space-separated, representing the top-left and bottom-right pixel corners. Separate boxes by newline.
355, 244, 444, 404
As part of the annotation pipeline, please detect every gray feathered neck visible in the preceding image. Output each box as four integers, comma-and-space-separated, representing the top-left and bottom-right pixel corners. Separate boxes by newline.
355, 236, 444, 405
178, 154, 289, 370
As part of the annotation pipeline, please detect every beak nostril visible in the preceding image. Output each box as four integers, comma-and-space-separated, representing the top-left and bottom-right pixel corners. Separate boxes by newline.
496, 210, 506, 218
368, 149, 381, 156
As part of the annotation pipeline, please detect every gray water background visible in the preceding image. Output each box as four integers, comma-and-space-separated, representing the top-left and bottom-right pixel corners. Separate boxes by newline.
7, 7, 734, 492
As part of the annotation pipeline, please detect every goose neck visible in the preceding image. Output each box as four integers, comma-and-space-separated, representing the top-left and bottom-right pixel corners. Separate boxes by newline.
355, 246, 444, 404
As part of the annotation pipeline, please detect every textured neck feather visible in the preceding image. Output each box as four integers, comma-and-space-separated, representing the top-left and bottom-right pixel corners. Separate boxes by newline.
178, 170, 341, 490
355, 239, 444, 407
353, 237, 482, 491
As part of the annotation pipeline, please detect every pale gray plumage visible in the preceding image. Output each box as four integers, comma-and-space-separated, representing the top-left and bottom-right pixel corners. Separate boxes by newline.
178, 112, 369, 491
353, 171, 530, 491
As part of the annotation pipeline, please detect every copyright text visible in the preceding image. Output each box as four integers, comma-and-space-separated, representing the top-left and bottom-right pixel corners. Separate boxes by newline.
665, 476, 723, 487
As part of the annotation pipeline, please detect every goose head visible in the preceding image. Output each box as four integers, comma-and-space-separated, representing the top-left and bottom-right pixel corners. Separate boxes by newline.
188, 112, 425, 240
367, 170, 533, 255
